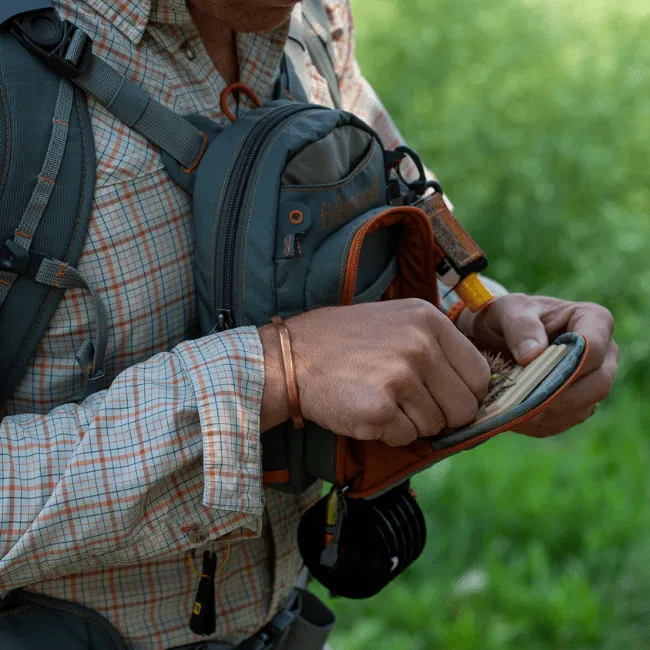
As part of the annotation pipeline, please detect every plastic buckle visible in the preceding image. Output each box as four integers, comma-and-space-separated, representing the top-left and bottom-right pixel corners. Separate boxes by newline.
265, 606, 297, 637
0, 240, 48, 279
9, 8, 92, 78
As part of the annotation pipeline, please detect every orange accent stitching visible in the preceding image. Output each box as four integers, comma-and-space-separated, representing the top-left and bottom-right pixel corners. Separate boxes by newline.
54, 119, 69, 127
14, 230, 33, 240
54, 262, 66, 287
39, 176, 55, 184
181, 131, 208, 175
0, 279, 11, 287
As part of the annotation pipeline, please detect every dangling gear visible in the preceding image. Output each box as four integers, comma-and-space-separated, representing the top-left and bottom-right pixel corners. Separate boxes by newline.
298, 483, 427, 599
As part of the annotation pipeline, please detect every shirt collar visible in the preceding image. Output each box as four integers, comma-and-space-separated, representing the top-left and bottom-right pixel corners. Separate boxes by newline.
83, 0, 192, 45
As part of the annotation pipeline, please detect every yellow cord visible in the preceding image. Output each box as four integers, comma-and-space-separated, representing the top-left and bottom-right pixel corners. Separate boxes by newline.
215, 540, 231, 573
188, 540, 231, 579
188, 552, 207, 578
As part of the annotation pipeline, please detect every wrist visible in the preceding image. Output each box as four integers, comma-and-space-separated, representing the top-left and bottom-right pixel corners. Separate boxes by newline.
258, 323, 290, 431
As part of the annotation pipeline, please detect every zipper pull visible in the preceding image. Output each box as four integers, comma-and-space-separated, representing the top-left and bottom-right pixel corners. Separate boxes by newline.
214, 309, 233, 332
189, 550, 217, 636
320, 486, 348, 569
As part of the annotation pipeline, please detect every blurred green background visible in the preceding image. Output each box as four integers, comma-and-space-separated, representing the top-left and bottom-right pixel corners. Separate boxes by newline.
315, 0, 650, 647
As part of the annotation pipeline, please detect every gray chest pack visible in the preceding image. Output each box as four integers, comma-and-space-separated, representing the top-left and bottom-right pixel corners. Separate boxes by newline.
0, 1, 590, 646
0, 0, 454, 500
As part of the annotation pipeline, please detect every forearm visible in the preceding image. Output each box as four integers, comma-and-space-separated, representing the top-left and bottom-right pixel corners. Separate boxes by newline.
0, 327, 267, 591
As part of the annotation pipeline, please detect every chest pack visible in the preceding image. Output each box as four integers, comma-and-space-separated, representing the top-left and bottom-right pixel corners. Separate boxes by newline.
0, 0, 589, 608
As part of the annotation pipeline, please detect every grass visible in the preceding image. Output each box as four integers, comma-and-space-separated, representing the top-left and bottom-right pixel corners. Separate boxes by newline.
314, 0, 650, 647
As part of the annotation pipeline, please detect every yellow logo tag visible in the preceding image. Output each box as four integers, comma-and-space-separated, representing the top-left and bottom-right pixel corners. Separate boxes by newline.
193, 602, 202, 615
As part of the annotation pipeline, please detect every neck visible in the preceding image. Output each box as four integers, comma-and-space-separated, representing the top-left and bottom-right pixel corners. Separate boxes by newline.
189, 5, 239, 85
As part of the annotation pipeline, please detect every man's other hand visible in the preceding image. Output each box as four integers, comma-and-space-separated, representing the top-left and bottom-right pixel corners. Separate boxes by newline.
456, 294, 619, 438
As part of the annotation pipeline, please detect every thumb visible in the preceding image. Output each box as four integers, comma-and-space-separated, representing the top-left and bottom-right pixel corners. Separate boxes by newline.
500, 307, 549, 365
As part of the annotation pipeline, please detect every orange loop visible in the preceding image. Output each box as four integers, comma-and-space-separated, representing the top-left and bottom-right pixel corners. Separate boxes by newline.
220, 83, 263, 122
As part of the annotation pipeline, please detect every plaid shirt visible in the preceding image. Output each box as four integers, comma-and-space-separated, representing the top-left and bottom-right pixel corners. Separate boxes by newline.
0, 1, 437, 648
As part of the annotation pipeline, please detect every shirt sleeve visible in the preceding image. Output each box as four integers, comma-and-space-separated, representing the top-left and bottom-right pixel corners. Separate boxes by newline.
0, 327, 265, 592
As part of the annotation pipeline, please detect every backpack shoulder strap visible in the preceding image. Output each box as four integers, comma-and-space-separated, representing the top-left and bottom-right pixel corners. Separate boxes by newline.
0, 1, 104, 406
284, 0, 343, 109
0, 2, 214, 405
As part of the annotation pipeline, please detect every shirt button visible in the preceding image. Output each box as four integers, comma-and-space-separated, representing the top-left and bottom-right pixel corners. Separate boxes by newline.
186, 525, 209, 545
180, 40, 196, 61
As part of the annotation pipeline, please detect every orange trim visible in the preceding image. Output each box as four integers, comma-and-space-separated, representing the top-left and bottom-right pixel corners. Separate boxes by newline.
39, 176, 55, 184
181, 131, 208, 175
285, 89, 296, 102
447, 300, 466, 323
54, 262, 67, 288
0, 279, 11, 287
220, 83, 263, 123
341, 206, 438, 307
263, 469, 290, 484
346, 335, 591, 499
14, 230, 33, 240
289, 210, 304, 225
54, 119, 69, 127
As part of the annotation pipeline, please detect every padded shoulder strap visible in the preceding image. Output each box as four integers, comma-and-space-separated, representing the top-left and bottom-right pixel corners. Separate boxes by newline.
0, 28, 96, 405
285, 0, 343, 109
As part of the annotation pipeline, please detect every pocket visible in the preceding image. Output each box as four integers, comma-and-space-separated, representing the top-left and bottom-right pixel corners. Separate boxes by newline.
277, 133, 387, 260
334, 333, 589, 499
304, 205, 440, 310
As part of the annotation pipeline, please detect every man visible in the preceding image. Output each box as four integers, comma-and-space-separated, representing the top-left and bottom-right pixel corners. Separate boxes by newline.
0, 0, 618, 648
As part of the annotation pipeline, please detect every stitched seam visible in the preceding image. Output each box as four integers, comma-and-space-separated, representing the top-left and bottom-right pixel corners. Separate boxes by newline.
241, 111, 312, 324
280, 136, 377, 193
335, 217, 362, 303
3, 89, 92, 397
180, 131, 208, 174
0, 604, 33, 617
0, 85, 10, 197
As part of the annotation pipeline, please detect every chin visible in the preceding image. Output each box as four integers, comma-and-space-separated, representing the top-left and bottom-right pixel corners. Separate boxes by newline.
199, 0, 298, 34
231, 7, 296, 33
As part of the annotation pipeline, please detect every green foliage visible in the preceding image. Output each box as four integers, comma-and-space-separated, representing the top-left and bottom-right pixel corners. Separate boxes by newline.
319, 0, 650, 647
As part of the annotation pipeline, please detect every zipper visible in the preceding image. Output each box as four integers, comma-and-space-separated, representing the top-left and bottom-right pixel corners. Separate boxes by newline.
214, 103, 320, 330
341, 206, 435, 305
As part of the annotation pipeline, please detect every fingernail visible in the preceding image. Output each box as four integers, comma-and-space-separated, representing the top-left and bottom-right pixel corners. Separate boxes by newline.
516, 339, 543, 360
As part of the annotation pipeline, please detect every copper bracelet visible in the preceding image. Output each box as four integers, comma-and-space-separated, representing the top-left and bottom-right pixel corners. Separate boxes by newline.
271, 315, 305, 429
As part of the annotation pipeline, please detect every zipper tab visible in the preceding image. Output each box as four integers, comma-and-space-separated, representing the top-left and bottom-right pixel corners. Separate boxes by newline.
215, 309, 233, 332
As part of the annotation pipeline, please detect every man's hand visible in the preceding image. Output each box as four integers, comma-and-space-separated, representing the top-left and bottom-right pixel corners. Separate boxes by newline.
456, 293, 619, 438
259, 299, 491, 446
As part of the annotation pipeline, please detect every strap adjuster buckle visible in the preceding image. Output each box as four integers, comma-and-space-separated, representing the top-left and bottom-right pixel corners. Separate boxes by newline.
0, 240, 48, 279
9, 8, 92, 78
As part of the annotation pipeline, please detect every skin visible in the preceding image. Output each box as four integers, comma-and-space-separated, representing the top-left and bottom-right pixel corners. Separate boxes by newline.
187, 1, 619, 443
456, 294, 619, 438
188, 0, 301, 83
